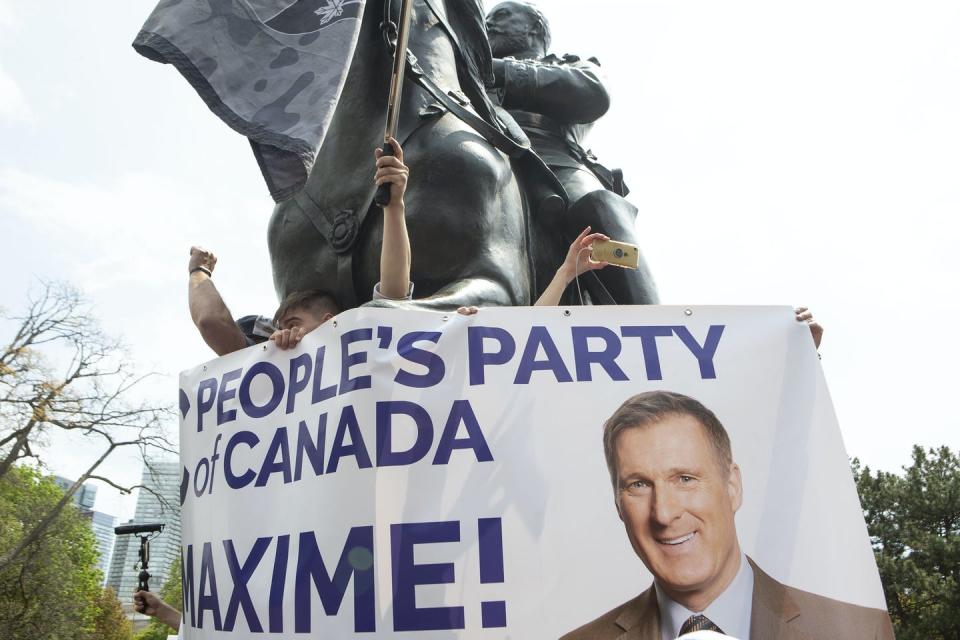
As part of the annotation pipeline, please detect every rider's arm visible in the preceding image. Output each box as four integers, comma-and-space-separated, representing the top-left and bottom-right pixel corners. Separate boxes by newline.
535, 227, 609, 306
376, 138, 413, 300
493, 56, 609, 124
188, 247, 248, 356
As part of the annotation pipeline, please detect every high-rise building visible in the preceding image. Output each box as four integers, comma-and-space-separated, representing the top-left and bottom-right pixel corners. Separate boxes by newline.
88, 510, 117, 580
108, 524, 135, 594
53, 475, 116, 583
106, 459, 182, 606
54, 475, 98, 511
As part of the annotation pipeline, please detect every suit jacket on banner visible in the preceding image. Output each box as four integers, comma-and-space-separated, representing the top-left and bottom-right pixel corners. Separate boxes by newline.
560, 559, 894, 640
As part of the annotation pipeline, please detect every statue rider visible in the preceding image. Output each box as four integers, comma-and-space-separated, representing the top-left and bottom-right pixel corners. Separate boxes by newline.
486, 1, 659, 304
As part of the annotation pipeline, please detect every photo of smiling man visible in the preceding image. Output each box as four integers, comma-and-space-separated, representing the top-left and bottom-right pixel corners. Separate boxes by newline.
561, 390, 894, 640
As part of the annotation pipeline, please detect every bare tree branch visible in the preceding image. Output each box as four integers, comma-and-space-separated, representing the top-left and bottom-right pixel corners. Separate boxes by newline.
0, 281, 175, 572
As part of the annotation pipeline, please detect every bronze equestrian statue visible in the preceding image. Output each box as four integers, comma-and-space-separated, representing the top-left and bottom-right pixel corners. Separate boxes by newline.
267, 0, 657, 310
486, 1, 658, 305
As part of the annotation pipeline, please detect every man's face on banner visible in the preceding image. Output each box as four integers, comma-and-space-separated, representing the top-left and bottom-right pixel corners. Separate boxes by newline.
614, 414, 743, 605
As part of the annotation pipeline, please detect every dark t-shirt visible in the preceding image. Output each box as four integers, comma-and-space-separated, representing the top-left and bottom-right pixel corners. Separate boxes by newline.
236, 315, 275, 347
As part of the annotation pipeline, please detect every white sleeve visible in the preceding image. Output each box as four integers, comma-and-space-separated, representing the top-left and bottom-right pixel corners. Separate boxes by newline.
372, 281, 414, 301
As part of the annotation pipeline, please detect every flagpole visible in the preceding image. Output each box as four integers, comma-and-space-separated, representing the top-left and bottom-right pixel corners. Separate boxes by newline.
375, 0, 415, 207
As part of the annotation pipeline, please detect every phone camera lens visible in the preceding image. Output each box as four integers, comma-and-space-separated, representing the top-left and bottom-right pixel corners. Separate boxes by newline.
614, 248, 624, 258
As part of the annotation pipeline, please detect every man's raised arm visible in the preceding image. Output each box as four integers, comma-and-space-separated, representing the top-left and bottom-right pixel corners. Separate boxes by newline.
374, 137, 413, 301
188, 246, 247, 356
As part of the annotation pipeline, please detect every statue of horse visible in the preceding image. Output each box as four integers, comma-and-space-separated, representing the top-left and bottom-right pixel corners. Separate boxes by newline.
268, 0, 548, 311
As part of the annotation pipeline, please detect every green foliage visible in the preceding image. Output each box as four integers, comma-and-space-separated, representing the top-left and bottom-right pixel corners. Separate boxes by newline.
92, 587, 133, 640
0, 466, 104, 639
854, 446, 960, 639
135, 556, 182, 640
159, 554, 183, 619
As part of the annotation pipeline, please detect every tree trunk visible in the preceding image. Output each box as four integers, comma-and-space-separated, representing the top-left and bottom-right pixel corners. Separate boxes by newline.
0, 421, 36, 479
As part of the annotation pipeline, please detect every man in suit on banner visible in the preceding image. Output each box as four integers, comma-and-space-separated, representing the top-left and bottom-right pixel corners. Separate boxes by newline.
562, 390, 894, 640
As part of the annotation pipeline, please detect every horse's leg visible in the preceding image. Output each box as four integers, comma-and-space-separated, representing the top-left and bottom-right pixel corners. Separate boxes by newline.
556, 168, 660, 305
268, 197, 338, 303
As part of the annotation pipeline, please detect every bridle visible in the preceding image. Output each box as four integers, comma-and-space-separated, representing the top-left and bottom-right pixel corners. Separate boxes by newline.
379, 0, 400, 53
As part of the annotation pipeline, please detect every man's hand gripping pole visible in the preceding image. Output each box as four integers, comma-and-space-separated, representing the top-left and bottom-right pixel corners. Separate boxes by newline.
375, 0, 415, 207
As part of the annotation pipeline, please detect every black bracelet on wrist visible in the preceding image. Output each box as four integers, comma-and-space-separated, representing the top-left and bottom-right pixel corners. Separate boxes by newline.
190, 266, 212, 277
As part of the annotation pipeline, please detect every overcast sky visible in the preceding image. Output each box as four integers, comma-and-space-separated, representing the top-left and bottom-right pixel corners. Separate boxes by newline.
2, 0, 958, 520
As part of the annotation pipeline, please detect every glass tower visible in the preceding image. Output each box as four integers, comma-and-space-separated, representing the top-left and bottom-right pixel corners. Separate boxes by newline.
53, 475, 116, 583
105, 459, 182, 605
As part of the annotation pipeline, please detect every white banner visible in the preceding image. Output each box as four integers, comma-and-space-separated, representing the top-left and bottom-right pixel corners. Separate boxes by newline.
177, 306, 888, 638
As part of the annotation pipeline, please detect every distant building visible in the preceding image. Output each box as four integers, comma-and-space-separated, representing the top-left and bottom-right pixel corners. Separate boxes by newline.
54, 475, 97, 511
88, 510, 117, 580
53, 475, 116, 583
106, 459, 182, 608
107, 523, 136, 592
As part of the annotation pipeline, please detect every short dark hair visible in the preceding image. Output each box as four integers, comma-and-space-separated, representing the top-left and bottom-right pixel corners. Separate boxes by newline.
273, 291, 340, 325
602, 391, 733, 490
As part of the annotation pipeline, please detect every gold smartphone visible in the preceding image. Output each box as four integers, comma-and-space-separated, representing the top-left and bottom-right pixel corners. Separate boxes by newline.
591, 239, 639, 269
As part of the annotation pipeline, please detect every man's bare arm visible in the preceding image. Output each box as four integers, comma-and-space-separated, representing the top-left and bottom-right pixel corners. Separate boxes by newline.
188, 247, 247, 356
376, 138, 412, 300
134, 590, 181, 631
535, 227, 609, 306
